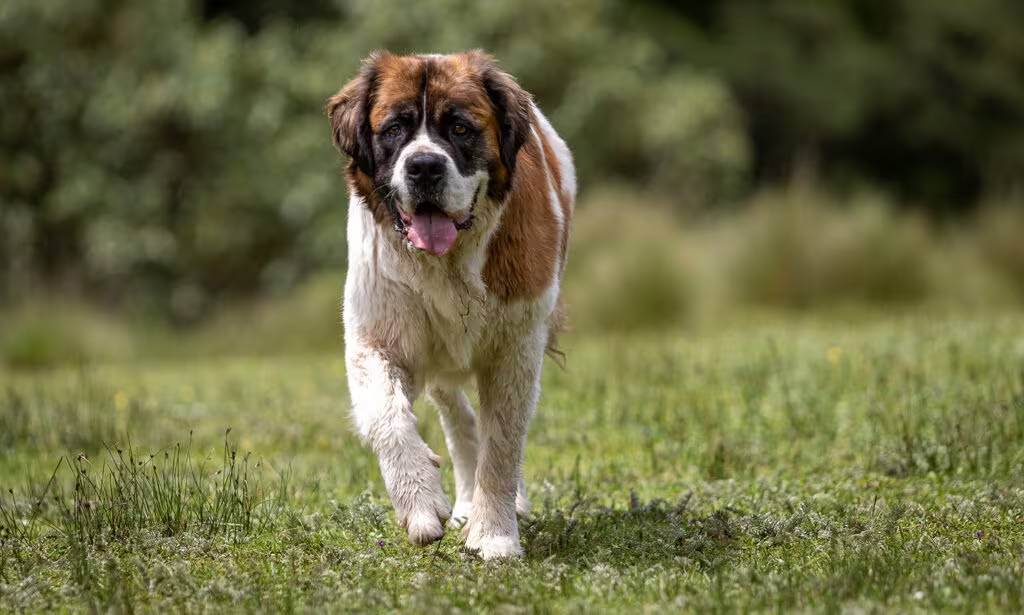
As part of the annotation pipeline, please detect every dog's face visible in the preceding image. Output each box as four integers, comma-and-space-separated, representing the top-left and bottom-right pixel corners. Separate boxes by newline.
328, 51, 532, 256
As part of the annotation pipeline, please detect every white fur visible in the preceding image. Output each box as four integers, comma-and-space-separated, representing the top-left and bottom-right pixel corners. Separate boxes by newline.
343, 106, 572, 559
534, 112, 576, 200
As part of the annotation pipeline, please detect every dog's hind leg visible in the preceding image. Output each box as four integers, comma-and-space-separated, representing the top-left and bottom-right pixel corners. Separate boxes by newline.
463, 332, 544, 559
427, 385, 479, 528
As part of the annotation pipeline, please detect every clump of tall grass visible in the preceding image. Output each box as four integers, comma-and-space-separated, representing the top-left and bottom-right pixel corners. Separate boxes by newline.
0, 469, 58, 580
0, 431, 288, 554
62, 431, 287, 542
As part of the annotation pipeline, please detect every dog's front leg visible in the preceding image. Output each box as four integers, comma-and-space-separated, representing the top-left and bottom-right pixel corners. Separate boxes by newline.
464, 334, 544, 559
347, 345, 451, 545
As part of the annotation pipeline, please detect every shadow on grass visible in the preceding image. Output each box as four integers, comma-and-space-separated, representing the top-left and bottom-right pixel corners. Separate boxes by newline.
521, 493, 744, 571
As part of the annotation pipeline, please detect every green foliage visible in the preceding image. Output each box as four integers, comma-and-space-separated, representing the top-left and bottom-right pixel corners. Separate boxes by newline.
0, 0, 345, 318
0, 301, 134, 369
975, 200, 1024, 299
0, 0, 749, 317
2, 315, 1024, 610
179, 272, 344, 357
7, 187, 1024, 366
555, 187, 1022, 334
665, 0, 1024, 203
725, 186, 936, 308
563, 191, 696, 332
3, 0, 1023, 322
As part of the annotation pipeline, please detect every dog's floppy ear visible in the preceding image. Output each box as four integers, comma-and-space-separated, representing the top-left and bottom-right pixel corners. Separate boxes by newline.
470, 51, 532, 175
326, 52, 386, 175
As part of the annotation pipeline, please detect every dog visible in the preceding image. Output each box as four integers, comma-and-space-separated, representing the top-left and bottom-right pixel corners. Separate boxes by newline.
326, 50, 575, 559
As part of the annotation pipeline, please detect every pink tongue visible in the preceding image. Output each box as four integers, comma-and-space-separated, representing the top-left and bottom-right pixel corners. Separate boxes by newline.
407, 210, 457, 256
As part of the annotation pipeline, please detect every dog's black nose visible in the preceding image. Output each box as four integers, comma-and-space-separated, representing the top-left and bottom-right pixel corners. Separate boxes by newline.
406, 153, 446, 186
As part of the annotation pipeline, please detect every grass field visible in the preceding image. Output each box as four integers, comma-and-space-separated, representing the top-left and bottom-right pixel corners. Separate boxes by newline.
2, 312, 1023, 612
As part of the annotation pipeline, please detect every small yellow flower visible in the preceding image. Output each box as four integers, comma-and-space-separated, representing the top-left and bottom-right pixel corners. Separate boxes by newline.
113, 390, 129, 413
826, 346, 843, 365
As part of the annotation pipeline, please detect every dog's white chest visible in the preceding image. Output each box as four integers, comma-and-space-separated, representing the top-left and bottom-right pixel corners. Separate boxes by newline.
345, 203, 499, 383
414, 260, 490, 381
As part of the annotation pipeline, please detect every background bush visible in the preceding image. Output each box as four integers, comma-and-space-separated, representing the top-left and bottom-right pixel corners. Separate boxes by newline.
562, 191, 698, 332
725, 187, 935, 308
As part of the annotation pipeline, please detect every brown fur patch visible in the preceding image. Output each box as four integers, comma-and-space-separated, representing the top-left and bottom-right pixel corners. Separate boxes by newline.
535, 119, 574, 264
367, 54, 423, 130
425, 56, 505, 186
483, 127, 561, 302
428, 57, 494, 121
326, 51, 409, 225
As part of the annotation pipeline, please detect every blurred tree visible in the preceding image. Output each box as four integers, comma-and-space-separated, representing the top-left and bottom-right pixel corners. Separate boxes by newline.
637, 0, 1024, 206
0, 0, 345, 319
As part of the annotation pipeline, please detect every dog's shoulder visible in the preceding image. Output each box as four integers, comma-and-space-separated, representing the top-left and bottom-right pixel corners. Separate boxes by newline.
483, 107, 575, 303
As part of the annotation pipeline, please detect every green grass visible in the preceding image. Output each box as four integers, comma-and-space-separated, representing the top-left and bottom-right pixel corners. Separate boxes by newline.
2, 312, 1023, 612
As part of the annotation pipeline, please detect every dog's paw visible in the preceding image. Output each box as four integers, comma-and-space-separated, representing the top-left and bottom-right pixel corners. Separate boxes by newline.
447, 500, 473, 529
393, 458, 451, 546
399, 493, 451, 546
404, 509, 447, 546
466, 533, 523, 560
462, 509, 522, 559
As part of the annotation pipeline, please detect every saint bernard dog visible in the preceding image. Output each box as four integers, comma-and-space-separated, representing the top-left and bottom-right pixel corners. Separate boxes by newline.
326, 50, 575, 559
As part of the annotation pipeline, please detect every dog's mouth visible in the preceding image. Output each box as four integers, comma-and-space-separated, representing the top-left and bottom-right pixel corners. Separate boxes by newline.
395, 203, 474, 257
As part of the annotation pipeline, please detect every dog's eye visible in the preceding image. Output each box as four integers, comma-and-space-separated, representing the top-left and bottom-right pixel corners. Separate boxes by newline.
383, 125, 402, 139
451, 122, 469, 137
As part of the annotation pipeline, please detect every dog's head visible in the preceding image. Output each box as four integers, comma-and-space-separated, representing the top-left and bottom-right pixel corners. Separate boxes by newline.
327, 51, 532, 256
